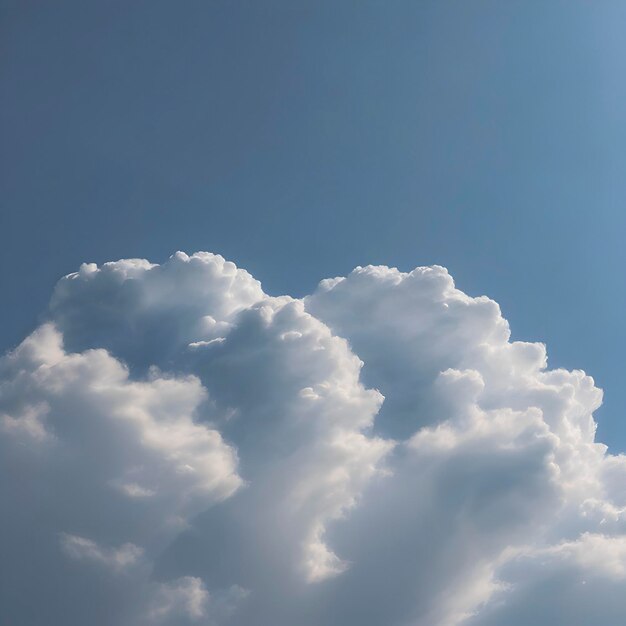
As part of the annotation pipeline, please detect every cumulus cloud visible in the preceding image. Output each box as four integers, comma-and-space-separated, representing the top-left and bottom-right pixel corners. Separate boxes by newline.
60, 533, 143, 570
1, 252, 625, 625
148, 577, 248, 625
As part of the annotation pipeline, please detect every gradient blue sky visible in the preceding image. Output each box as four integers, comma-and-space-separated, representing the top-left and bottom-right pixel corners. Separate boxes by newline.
2, 0, 625, 448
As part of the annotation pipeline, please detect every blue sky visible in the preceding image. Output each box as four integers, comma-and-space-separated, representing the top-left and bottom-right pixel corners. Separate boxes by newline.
2, 0, 625, 451
4, 4, 626, 624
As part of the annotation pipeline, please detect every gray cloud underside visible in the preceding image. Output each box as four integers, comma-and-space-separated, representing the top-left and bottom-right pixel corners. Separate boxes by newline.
1, 251, 624, 625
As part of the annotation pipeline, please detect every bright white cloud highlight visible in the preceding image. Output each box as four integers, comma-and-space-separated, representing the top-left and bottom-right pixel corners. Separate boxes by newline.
1, 252, 625, 625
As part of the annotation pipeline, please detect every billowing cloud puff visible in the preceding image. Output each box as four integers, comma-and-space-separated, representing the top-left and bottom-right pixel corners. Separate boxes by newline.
1, 252, 624, 625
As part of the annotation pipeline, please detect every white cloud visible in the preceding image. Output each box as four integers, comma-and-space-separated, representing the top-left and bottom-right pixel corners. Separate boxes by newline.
1, 253, 625, 625
148, 578, 249, 625
60, 533, 143, 570
149, 576, 210, 621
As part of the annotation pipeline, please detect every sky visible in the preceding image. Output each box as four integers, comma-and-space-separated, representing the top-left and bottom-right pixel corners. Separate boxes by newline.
2, 0, 626, 446
2, 2, 626, 624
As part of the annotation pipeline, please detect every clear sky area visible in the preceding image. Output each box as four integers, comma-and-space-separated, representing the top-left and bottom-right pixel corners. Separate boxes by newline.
2, 0, 625, 449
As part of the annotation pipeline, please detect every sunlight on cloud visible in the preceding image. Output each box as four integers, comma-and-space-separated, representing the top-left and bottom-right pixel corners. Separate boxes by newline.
1, 252, 624, 625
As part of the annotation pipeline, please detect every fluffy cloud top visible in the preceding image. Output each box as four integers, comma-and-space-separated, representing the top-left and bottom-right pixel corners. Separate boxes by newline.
1, 252, 623, 625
